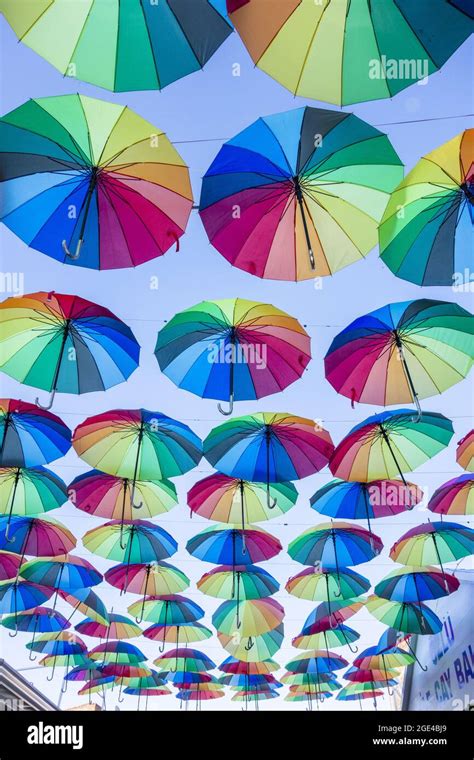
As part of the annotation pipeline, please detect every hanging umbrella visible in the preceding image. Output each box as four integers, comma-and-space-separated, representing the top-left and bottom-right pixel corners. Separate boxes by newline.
1, 1, 232, 92
177, 689, 225, 705
121, 672, 167, 690
26, 630, 86, 656
73, 408, 202, 508
0, 581, 53, 620
127, 594, 204, 629
155, 298, 311, 415
204, 412, 333, 508
0, 466, 67, 534
82, 520, 177, 565
0, 291, 140, 409
143, 622, 212, 648
380, 130, 474, 286
197, 564, 279, 600
218, 657, 279, 675
302, 599, 365, 632
390, 522, 474, 569
285, 566, 370, 602
186, 525, 282, 564
0, 94, 193, 268
286, 650, 348, 675
310, 479, 422, 533
212, 598, 284, 637
58, 588, 109, 627
428, 474, 474, 516
336, 684, 384, 708
0, 550, 23, 581
217, 624, 284, 662
324, 299, 474, 419
288, 681, 339, 695
154, 648, 215, 673
366, 595, 442, 635
89, 641, 146, 665
20, 555, 102, 594
104, 560, 189, 597
292, 624, 359, 653
64, 664, 107, 683
345, 666, 400, 684
280, 671, 339, 686
188, 474, 297, 527
457, 430, 474, 471
219, 673, 281, 688
354, 646, 414, 671
374, 566, 460, 603
329, 410, 454, 485
288, 521, 383, 568
0, 399, 71, 467
199, 105, 403, 280
0, 515, 76, 559
75, 613, 142, 641
77, 677, 116, 700
166, 672, 216, 686
40, 653, 92, 670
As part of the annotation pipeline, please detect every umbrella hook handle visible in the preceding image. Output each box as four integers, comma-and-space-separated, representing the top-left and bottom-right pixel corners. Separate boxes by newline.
62, 239, 83, 260
348, 642, 358, 654
35, 389, 56, 411
217, 395, 234, 416
244, 636, 254, 651
28, 649, 37, 661
8, 627, 18, 638
4, 520, 16, 543
61, 677, 68, 694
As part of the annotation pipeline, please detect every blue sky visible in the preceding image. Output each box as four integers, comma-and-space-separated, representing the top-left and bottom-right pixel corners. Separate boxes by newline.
0, 16, 472, 711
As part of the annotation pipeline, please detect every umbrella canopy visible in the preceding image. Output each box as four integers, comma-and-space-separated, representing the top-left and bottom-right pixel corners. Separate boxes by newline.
219, 673, 281, 688
324, 299, 474, 418
199, 106, 402, 280
228, 0, 472, 105
428, 474, 474, 516
354, 646, 414, 670
374, 566, 460, 602
89, 641, 146, 664
218, 657, 279, 675
0, 292, 140, 409
330, 409, 454, 485
166, 671, 216, 685
26, 631, 86, 656
143, 622, 212, 646
288, 521, 383, 567
310, 478, 422, 533
0, 94, 193, 268
380, 130, 474, 286
127, 594, 204, 626
457, 430, 474, 472
59, 588, 109, 627
217, 623, 284, 662
40, 653, 92, 670
155, 298, 311, 414
293, 624, 359, 652
0, 399, 71, 467
75, 613, 142, 640
177, 689, 225, 702
20, 555, 102, 593
0, 580, 53, 616
337, 685, 384, 702
286, 650, 348, 675
64, 664, 106, 683
154, 648, 215, 673
286, 566, 371, 602
366, 595, 442, 635
281, 671, 339, 686
302, 599, 365, 632
390, 521, 474, 566
0, 466, 67, 530
186, 524, 282, 565
104, 561, 189, 597
212, 598, 284, 637
0, 551, 24, 581
2, 607, 69, 638
0, 516, 76, 560
197, 564, 279, 600
345, 666, 399, 684
83, 520, 177, 565
77, 677, 116, 696
0, 1, 232, 92
188, 474, 298, 528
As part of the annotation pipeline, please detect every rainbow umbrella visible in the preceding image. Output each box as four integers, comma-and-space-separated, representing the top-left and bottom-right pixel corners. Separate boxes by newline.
337, 684, 384, 709
188, 474, 297, 529
0, 95, 193, 268
121, 672, 167, 690
375, 566, 459, 603
186, 524, 282, 565
104, 560, 189, 597
155, 298, 311, 415
288, 682, 339, 694
127, 594, 204, 629
428, 474, 474, 516
166, 672, 217, 686
285, 566, 371, 602
212, 598, 284, 637
324, 299, 474, 419
310, 479, 422, 534
0, 516, 76, 561
199, 106, 402, 280
380, 130, 474, 286
82, 520, 177, 565
345, 666, 399, 684
77, 677, 115, 701
0, 581, 53, 621
219, 673, 281, 688
73, 408, 202, 508
218, 624, 284, 662
0, 399, 71, 468
65, 663, 107, 683
218, 657, 279, 675
40, 653, 92, 670
292, 624, 359, 654
457, 430, 474, 471
330, 410, 454, 485
366, 595, 442, 636
286, 650, 348, 675
26, 630, 86, 656
59, 588, 109, 627
204, 412, 334, 508
75, 613, 142, 641
0, 1, 232, 92
231, 689, 278, 710
89, 641, 146, 665
302, 599, 365, 632
288, 522, 383, 569
124, 686, 171, 710
177, 689, 225, 708
0, 466, 67, 534
154, 648, 215, 673
0, 292, 140, 409
281, 672, 339, 687
390, 522, 474, 569
355, 645, 414, 671
143, 622, 212, 648
227, 0, 472, 105
197, 564, 279, 600
0, 551, 24, 581
20, 555, 102, 594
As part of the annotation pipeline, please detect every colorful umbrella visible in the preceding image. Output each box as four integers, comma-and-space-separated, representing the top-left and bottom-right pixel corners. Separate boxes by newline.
285, 566, 371, 602
457, 430, 474, 471
390, 521, 474, 568
75, 613, 142, 641
281, 671, 339, 686
330, 410, 454, 485
0, 550, 23, 581
104, 561, 189, 597
77, 677, 115, 698
188, 474, 297, 530
0, 399, 71, 468
212, 598, 284, 637
288, 521, 383, 568
286, 650, 348, 675
366, 595, 442, 635
374, 566, 460, 603
380, 130, 474, 286
0, 580, 53, 619
219, 673, 281, 688
186, 524, 282, 564
292, 624, 359, 653
355, 645, 414, 671
58, 588, 109, 627
428, 474, 474, 516
155, 298, 311, 414
89, 641, 146, 665
0, 94, 193, 268
337, 684, 384, 708
0, 1, 232, 92
197, 564, 279, 600
344, 666, 399, 684
302, 598, 365, 632
154, 648, 215, 673
310, 478, 422, 533
26, 631, 86, 656
217, 623, 284, 662
143, 622, 212, 648
227, 0, 472, 105
166, 671, 216, 685
82, 520, 177, 564
218, 657, 279, 675
0, 291, 140, 409
0, 515, 76, 560
0, 466, 67, 533
127, 594, 204, 628
73, 408, 202, 507
324, 299, 474, 418
199, 106, 403, 280
204, 412, 333, 508
64, 664, 107, 683
20, 555, 102, 594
